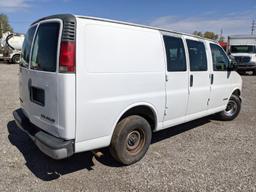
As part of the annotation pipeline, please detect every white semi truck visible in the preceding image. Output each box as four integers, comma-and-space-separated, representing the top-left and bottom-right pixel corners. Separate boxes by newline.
0, 32, 25, 64
228, 35, 256, 75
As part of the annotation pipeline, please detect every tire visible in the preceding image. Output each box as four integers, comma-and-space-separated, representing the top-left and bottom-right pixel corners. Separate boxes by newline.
12, 54, 21, 64
110, 115, 152, 165
253, 70, 256, 76
217, 95, 241, 121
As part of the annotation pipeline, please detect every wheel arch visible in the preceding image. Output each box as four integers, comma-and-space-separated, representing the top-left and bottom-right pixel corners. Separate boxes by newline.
229, 88, 241, 101
231, 89, 241, 97
226, 88, 242, 104
111, 103, 158, 137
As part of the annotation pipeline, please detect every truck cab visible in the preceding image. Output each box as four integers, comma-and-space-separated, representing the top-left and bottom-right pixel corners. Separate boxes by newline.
228, 35, 256, 75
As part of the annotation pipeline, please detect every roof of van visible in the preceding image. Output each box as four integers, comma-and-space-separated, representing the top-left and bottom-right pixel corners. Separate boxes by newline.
76, 15, 217, 43
32, 14, 217, 43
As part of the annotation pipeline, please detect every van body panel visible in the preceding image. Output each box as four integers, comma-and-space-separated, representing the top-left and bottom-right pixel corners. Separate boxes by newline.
75, 135, 112, 153
209, 71, 242, 109
57, 74, 76, 139
27, 70, 60, 136
23, 71, 76, 140
75, 18, 166, 143
164, 70, 189, 123
19, 67, 30, 116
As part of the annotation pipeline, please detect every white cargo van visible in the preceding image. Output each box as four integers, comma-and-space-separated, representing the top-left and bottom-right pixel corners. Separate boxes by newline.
13, 14, 242, 165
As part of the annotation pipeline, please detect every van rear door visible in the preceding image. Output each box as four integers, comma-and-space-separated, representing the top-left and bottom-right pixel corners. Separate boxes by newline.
20, 20, 62, 137
20, 25, 37, 118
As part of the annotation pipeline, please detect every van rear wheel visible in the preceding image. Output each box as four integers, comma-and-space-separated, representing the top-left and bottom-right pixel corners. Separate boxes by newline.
217, 94, 241, 121
110, 115, 152, 165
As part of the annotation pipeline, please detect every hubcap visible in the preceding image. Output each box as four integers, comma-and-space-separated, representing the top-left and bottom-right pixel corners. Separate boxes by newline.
14, 56, 20, 63
126, 129, 145, 154
224, 100, 237, 117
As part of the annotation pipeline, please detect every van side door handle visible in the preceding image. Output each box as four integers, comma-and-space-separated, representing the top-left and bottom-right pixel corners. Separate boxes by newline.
190, 74, 193, 87
210, 74, 214, 84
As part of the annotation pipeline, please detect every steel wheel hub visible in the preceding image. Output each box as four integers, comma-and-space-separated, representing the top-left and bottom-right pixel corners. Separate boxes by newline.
224, 100, 237, 117
126, 129, 145, 154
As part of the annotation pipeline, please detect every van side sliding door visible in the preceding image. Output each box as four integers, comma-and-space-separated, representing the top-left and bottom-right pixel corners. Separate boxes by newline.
163, 34, 189, 127
185, 38, 211, 116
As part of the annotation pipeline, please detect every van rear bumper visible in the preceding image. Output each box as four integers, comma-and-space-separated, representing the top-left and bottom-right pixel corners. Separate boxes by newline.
13, 108, 74, 160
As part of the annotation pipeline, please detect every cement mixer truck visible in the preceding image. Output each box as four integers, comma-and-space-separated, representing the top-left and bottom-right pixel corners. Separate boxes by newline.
0, 32, 25, 64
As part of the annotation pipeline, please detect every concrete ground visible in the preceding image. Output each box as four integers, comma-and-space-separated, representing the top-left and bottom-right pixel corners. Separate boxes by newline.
0, 63, 255, 192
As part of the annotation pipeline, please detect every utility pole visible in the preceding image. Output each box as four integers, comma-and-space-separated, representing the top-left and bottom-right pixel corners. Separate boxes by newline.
0, 22, 2, 38
251, 20, 255, 35
219, 28, 223, 41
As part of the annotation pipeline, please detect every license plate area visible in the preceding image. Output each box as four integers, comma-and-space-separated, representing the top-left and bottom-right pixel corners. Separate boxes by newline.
30, 86, 45, 106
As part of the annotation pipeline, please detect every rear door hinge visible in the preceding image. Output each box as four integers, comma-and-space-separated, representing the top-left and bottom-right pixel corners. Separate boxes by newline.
164, 106, 168, 116
165, 74, 168, 82
207, 98, 210, 106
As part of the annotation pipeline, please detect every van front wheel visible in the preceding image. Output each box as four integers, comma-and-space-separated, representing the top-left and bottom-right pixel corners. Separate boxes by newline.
217, 95, 241, 121
110, 115, 152, 165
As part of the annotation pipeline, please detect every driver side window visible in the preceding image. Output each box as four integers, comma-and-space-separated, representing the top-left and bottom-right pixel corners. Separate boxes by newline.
210, 43, 229, 71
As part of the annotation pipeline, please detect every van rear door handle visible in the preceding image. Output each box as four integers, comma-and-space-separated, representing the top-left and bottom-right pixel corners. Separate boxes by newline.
190, 74, 193, 87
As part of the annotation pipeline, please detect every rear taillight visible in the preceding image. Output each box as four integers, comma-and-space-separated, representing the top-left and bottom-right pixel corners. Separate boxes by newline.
59, 41, 75, 73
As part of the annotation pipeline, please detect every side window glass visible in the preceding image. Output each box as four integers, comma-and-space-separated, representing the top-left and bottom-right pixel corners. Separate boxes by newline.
186, 40, 207, 71
210, 43, 229, 71
163, 36, 186, 71
21, 26, 37, 68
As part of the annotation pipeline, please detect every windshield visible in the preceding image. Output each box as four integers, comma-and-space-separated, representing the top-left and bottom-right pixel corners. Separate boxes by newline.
230, 45, 256, 53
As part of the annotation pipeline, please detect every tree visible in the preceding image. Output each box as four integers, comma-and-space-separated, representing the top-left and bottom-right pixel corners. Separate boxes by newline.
0, 14, 13, 38
193, 31, 203, 37
203, 31, 218, 40
192, 31, 219, 40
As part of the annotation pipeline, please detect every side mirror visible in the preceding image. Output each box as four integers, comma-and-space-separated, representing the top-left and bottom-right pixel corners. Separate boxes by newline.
228, 56, 238, 71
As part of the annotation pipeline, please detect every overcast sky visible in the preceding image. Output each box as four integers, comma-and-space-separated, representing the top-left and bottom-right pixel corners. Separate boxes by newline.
0, 0, 255, 37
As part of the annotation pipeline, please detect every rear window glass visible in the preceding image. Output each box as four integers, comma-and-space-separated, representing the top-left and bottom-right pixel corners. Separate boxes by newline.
31, 22, 60, 72
21, 26, 37, 68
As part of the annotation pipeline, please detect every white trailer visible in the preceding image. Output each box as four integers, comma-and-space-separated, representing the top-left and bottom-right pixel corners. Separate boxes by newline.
228, 35, 256, 75
0, 32, 25, 64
